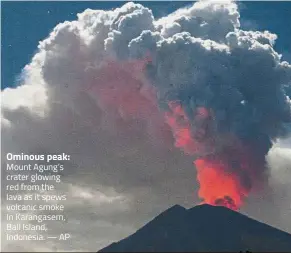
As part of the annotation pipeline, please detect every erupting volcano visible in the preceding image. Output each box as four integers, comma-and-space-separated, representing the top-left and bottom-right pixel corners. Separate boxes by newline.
2, 1, 291, 252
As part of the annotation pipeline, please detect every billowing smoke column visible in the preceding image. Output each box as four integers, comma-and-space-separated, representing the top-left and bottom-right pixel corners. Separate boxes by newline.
3, 1, 291, 211
87, 0, 291, 210
58, 1, 290, 210
151, 28, 291, 209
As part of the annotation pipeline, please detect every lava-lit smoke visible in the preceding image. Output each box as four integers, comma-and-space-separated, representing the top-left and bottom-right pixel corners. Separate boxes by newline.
86, 57, 174, 145
88, 56, 260, 210
88, 57, 156, 121
164, 102, 253, 210
195, 158, 245, 210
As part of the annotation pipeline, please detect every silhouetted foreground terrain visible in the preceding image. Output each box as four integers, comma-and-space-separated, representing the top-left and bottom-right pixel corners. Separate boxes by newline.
99, 204, 291, 252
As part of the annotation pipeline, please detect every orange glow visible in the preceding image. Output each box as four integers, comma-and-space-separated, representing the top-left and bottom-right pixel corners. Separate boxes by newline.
165, 102, 250, 210
195, 158, 247, 210
165, 102, 198, 153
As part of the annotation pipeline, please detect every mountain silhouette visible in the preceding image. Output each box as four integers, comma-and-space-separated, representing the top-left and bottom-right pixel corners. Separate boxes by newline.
99, 204, 291, 252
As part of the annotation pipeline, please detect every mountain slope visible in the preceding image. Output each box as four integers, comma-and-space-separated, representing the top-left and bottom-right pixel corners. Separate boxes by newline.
99, 204, 291, 252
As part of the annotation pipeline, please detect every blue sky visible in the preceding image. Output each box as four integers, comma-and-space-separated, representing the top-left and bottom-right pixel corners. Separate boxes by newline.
2, 1, 291, 90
